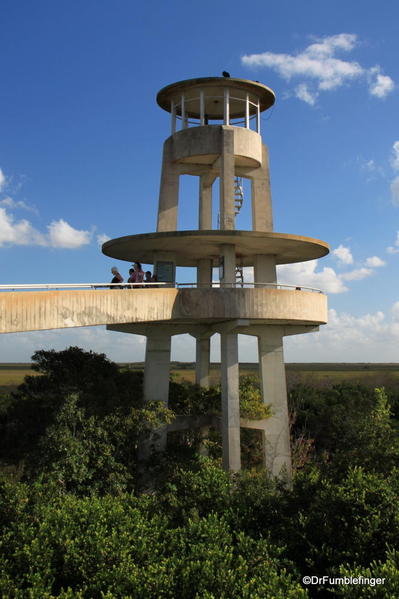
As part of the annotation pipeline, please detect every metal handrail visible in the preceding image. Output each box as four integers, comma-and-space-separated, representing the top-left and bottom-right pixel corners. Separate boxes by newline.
0, 282, 168, 290
0, 282, 324, 294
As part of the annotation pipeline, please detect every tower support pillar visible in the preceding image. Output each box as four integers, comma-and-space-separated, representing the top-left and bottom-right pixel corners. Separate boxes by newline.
247, 144, 273, 231
257, 326, 292, 480
143, 330, 172, 453
221, 331, 241, 471
199, 174, 213, 229
195, 336, 211, 388
157, 139, 179, 232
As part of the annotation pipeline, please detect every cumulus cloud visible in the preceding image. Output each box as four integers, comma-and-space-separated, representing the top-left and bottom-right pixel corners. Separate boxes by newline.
368, 66, 395, 98
241, 34, 394, 105
0, 168, 5, 191
277, 260, 348, 293
0, 206, 91, 249
391, 141, 399, 170
0, 208, 46, 246
0, 326, 147, 363
295, 83, 317, 105
5, 303, 399, 363
365, 256, 385, 267
285, 303, 399, 362
97, 233, 111, 246
47, 219, 91, 249
332, 244, 353, 265
0, 196, 38, 214
340, 267, 373, 281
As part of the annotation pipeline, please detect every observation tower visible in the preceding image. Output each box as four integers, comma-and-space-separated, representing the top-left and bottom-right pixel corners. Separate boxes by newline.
102, 76, 329, 478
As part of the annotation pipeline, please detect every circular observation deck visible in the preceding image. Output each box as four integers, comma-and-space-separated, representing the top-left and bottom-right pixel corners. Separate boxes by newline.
102, 230, 329, 266
157, 77, 275, 133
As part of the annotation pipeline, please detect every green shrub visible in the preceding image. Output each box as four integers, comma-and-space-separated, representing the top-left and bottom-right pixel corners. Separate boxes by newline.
0, 479, 307, 599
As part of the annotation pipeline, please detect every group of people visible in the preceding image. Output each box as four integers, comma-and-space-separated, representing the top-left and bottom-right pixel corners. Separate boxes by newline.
110, 262, 157, 289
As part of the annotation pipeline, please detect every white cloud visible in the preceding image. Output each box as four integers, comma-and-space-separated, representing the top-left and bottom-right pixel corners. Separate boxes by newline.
340, 267, 373, 281
4, 302, 399, 364
295, 83, 317, 105
332, 244, 353, 265
0, 207, 92, 249
0, 207, 46, 246
241, 33, 394, 105
368, 66, 395, 98
97, 233, 111, 246
0, 326, 147, 363
365, 256, 385, 268
391, 141, 399, 170
0, 168, 5, 191
0, 196, 38, 214
285, 304, 399, 362
47, 219, 91, 249
277, 260, 348, 294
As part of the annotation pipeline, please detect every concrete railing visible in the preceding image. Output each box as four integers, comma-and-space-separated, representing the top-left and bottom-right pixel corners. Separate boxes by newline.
0, 282, 324, 294
176, 282, 324, 294
0, 285, 328, 333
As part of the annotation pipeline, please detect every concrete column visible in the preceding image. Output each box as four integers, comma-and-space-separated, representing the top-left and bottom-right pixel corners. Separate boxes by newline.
143, 331, 172, 453
197, 258, 212, 287
257, 326, 292, 481
157, 138, 180, 232
219, 127, 235, 230
199, 175, 213, 230
254, 255, 277, 286
247, 144, 273, 232
198, 426, 210, 456
195, 336, 210, 387
220, 332, 241, 471
220, 244, 236, 287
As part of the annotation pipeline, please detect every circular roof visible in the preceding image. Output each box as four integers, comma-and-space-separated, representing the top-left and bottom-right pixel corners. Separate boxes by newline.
102, 230, 329, 267
157, 77, 275, 119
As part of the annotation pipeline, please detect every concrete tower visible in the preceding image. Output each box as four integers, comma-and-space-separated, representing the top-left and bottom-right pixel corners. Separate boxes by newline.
102, 76, 329, 478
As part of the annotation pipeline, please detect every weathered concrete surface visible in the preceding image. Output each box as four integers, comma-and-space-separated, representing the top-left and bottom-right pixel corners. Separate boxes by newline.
156, 77, 275, 117
102, 230, 329, 266
221, 331, 241, 471
170, 126, 263, 168
0, 287, 327, 333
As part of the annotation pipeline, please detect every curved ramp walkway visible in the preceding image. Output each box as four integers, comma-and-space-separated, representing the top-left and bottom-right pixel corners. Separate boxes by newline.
0, 284, 327, 334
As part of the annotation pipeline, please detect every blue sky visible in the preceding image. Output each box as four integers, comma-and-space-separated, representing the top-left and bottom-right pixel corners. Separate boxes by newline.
1, 0, 399, 362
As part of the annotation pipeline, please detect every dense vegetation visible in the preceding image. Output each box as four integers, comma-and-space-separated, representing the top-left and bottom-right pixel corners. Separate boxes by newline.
1, 347, 399, 598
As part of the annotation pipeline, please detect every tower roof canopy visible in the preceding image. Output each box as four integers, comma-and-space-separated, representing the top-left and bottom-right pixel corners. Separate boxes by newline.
102, 230, 329, 267
157, 77, 275, 119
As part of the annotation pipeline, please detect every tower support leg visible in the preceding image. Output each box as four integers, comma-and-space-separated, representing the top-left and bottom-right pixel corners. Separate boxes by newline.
142, 331, 172, 454
220, 331, 241, 471
157, 139, 179, 232
250, 144, 273, 231
257, 326, 292, 481
195, 336, 210, 388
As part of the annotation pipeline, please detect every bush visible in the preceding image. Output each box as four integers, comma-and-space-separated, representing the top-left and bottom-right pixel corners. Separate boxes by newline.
0, 479, 307, 599
289, 385, 399, 476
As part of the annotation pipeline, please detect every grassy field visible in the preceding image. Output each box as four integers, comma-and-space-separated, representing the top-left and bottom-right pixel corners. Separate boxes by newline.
0, 364, 39, 393
1, 362, 399, 394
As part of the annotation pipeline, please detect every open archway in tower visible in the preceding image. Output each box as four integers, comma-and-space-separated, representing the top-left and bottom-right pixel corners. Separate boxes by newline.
177, 174, 200, 231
